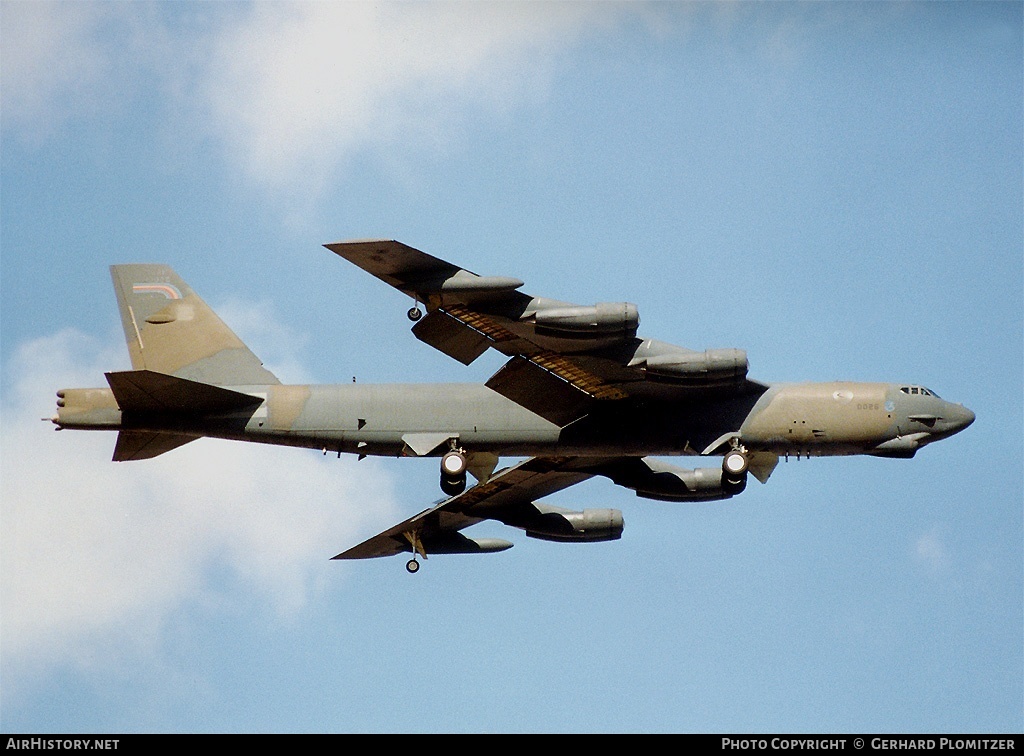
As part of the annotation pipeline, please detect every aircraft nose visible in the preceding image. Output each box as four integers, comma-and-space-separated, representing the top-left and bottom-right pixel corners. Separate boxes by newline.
949, 404, 975, 433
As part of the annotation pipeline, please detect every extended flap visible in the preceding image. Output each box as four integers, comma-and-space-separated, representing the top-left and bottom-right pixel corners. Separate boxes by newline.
485, 356, 592, 426
411, 309, 492, 365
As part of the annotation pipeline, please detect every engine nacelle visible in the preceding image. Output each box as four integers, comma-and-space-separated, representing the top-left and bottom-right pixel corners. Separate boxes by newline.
633, 466, 746, 501
600, 457, 746, 502
645, 348, 748, 386
533, 302, 639, 336
519, 504, 624, 543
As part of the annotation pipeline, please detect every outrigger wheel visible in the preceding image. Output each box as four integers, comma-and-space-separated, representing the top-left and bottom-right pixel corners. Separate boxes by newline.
403, 531, 425, 574
407, 305, 423, 322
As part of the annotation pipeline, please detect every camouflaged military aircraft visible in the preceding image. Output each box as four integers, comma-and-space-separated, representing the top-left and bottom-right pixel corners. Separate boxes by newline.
50, 240, 974, 573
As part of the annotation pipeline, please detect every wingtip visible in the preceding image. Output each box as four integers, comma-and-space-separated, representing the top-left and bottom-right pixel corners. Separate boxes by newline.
323, 238, 398, 249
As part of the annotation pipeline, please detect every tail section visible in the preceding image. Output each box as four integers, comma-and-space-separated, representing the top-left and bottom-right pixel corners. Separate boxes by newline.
110, 265, 279, 386
52, 266, 277, 462
104, 370, 265, 461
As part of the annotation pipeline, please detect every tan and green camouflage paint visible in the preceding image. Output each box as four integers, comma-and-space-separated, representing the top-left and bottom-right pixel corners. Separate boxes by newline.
741, 381, 896, 454
50, 263, 972, 466
111, 264, 279, 386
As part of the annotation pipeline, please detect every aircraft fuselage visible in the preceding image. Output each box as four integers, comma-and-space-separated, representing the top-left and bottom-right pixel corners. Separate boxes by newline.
53, 379, 974, 461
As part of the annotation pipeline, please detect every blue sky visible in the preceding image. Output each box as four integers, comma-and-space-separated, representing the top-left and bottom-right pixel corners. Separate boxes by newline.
1, 1, 1021, 734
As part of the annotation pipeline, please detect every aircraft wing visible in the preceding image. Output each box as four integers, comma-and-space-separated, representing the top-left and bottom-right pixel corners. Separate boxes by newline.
325, 239, 766, 425
333, 457, 601, 561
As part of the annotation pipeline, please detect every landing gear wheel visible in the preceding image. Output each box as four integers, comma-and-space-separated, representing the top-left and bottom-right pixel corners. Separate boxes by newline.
441, 450, 467, 476
723, 449, 749, 478
406, 559, 420, 574
407, 306, 423, 322
722, 448, 749, 495
440, 449, 468, 495
440, 472, 466, 496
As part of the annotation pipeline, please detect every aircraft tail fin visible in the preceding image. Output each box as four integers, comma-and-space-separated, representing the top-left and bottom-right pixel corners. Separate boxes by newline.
110, 264, 280, 386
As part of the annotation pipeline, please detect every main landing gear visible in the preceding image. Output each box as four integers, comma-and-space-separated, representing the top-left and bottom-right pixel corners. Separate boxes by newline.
722, 448, 749, 479
440, 448, 468, 496
722, 445, 749, 494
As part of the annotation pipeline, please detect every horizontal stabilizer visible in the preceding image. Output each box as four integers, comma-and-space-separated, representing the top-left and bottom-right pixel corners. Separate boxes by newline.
106, 370, 264, 414
113, 430, 198, 461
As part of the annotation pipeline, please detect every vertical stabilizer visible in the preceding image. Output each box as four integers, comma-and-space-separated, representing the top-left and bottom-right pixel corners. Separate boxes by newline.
110, 265, 280, 386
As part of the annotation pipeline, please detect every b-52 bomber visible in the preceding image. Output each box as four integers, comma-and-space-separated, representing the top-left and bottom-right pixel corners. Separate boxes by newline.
50, 240, 975, 573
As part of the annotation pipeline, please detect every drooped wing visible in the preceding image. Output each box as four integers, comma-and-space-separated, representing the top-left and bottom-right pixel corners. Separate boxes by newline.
325, 239, 765, 425
324, 239, 563, 362
332, 457, 597, 560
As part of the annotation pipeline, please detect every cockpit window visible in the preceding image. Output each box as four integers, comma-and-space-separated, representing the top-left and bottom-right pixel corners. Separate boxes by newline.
900, 385, 940, 398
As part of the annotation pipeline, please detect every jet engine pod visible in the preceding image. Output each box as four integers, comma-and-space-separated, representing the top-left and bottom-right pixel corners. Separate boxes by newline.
600, 457, 746, 502
534, 302, 639, 336
520, 505, 624, 543
640, 466, 746, 500
645, 348, 749, 386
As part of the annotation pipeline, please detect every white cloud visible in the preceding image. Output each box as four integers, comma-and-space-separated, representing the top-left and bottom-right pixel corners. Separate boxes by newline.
0, 2, 98, 131
0, 2, 141, 141
191, 2, 625, 191
215, 296, 313, 384
1, 2, 631, 194
0, 328, 398, 691
915, 524, 951, 574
